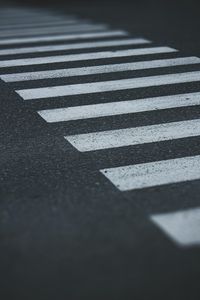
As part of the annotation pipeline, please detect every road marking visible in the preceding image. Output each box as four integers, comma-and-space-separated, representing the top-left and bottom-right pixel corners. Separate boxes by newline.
0, 38, 150, 57
38, 92, 200, 122
0, 46, 175, 68
0, 16, 69, 25
65, 119, 200, 152
100, 155, 200, 191
0, 19, 83, 30
17, 70, 200, 100
0, 30, 128, 45
150, 207, 200, 246
3, 56, 198, 82
3, 8, 200, 250
0, 24, 109, 38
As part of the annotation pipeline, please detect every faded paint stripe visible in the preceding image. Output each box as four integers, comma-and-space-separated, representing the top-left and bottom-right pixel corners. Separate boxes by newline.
0, 30, 128, 45
17, 70, 200, 100
0, 16, 70, 25
100, 155, 200, 191
0, 38, 150, 57
0, 19, 80, 29
0, 46, 175, 68
65, 119, 200, 152
3, 56, 198, 82
38, 92, 200, 122
151, 207, 200, 246
0, 24, 109, 38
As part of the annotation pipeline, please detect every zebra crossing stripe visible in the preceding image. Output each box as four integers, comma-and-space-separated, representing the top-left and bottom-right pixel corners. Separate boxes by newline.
3, 56, 198, 82
0, 22, 107, 32
0, 19, 82, 30
0, 30, 128, 45
0, 47, 175, 68
65, 119, 200, 152
0, 24, 109, 38
38, 92, 200, 122
100, 155, 200, 191
0, 38, 150, 57
17, 70, 200, 100
0, 11, 73, 19
0, 16, 69, 25
150, 207, 200, 246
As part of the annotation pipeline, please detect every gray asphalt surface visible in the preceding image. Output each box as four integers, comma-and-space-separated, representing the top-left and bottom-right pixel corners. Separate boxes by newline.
0, 0, 200, 299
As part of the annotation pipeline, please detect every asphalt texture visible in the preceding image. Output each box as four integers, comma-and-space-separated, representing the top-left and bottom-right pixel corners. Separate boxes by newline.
0, 0, 200, 299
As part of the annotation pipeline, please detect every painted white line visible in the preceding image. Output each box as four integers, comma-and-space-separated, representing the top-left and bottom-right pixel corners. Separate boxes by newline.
38, 92, 200, 122
0, 38, 150, 57
0, 22, 105, 32
0, 46, 174, 68
0, 9, 67, 17
17, 70, 200, 100
0, 19, 82, 30
4, 56, 198, 82
0, 16, 69, 25
100, 155, 200, 191
0, 24, 109, 38
0, 12, 73, 19
65, 119, 200, 152
0, 11, 59, 15
150, 207, 200, 246
0, 30, 128, 45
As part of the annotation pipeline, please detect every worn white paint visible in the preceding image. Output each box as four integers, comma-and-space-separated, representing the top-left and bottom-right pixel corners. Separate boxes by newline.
151, 207, 200, 246
65, 119, 200, 152
0, 20, 80, 30
0, 24, 109, 38
0, 38, 150, 57
100, 155, 200, 191
0, 16, 69, 25
0, 30, 127, 45
17, 70, 200, 100
38, 92, 200, 122
0, 19, 80, 29
3, 56, 198, 82
0, 46, 175, 68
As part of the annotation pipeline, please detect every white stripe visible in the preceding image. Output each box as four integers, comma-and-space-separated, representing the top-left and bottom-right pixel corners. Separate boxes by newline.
0, 46, 174, 68
38, 92, 200, 122
151, 207, 200, 246
65, 119, 200, 152
17, 70, 200, 100
0, 16, 69, 24
0, 13, 72, 20
4, 56, 198, 82
0, 22, 93, 35
0, 10, 45, 15
0, 24, 109, 38
0, 30, 127, 45
0, 11, 61, 16
0, 11, 75, 20
100, 155, 200, 191
0, 38, 150, 57
0, 10, 65, 17
0, 19, 82, 30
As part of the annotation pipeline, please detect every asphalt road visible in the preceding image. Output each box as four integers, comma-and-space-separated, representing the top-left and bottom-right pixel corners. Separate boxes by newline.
0, 1, 200, 299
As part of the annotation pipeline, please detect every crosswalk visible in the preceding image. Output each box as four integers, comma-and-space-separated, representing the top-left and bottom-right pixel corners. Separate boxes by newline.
16, 71, 200, 99
0, 47, 176, 68
65, 119, 200, 151
38, 92, 200, 122
1, 6, 200, 247
151, 207, 200, 246
3, 56, 198, 81
0, 38, 150, 56
0, 30, 127, 45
